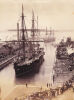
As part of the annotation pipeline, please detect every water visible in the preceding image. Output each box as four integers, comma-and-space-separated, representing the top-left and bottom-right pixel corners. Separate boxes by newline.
0, 32, 73, 98
0, 43, 56, 98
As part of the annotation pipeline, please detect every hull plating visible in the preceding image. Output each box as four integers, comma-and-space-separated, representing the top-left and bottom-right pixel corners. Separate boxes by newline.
14, 55, 44, 77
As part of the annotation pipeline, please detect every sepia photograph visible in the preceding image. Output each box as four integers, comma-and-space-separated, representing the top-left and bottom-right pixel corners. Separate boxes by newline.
0, 0, 74, 100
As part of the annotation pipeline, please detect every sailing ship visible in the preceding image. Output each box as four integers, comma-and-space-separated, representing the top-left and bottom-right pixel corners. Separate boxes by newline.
14, 5, 45, 77
44, 27, 55, 43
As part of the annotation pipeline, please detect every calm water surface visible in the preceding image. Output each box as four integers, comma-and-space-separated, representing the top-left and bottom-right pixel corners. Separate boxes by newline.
0, 32, 74, 98
0, 43, 56, 98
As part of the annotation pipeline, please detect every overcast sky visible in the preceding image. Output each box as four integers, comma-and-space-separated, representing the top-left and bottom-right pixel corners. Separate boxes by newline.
0, 0, 74, 40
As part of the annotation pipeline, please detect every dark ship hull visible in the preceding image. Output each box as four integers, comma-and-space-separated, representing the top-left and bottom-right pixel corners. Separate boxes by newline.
13, 5, 45, 77
14, 54, 44, 77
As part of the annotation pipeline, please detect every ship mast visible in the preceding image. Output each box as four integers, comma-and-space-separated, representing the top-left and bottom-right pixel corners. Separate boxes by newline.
21, 4, 26, 59
17, 22, 20, 57
17, 22, 19, 41
52, 29, 54, 38
31, 10, 35, 56
32, 10, 35, 38
37, 16, 38, 33
46, 27, 48, 35
37, 16, 40, 50
50, 27, 52, 35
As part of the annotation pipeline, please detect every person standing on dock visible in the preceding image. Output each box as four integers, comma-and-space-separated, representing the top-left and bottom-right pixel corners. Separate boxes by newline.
73, 85, 74, 92
49, 83, 50, 87
47, 83, 48, 88
52, 69, 55, 85
26, 83, 28, 88
53, 75, 55, 84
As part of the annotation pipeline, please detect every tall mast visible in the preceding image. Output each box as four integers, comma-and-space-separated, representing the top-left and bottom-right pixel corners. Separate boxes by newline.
37, 16, 40, 50
17, 22, 19, 41
50, 27, 52, 36
21, 4, 25, 40
21, 4, 25, 58
31, 10, 36, 56
52, 29, 54, 38
32, 10, 35, 38
17, 22, 20, 56
37, 16, 38, 33
46, 27, 48, 35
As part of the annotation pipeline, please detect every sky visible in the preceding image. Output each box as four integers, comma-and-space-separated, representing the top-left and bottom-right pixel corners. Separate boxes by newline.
0, 0, 74, 40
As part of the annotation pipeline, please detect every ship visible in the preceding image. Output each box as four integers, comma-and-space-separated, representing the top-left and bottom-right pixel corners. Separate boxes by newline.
44, 27, 55, 43
14, 5, 45, 77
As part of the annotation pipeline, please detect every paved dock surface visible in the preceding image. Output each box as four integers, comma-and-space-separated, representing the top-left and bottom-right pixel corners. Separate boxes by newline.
3, 83, 74, 100
4, 84, 47, 100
